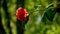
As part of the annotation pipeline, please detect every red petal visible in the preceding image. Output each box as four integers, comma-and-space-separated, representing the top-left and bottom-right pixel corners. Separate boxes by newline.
16, 7, 28, 21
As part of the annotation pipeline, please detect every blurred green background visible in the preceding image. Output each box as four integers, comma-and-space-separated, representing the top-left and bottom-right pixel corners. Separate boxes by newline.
0, 0, 60, 34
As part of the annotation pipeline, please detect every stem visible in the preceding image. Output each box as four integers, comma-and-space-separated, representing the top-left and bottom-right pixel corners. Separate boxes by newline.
3, 0, 12, 34
0, 10, 6, 34
16, 0, 25, 34
17, 19, 25, 34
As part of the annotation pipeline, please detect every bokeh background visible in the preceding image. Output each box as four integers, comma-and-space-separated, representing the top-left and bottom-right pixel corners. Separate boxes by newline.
0, 0, 60, 34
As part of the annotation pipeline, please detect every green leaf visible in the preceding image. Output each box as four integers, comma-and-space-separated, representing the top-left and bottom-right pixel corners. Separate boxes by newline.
42, 2, 60, 23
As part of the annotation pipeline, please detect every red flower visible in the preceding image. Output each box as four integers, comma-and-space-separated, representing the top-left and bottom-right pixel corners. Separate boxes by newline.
16, 7, 28, 21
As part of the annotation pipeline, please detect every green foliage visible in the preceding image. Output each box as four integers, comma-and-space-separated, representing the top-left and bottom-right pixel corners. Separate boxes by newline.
0, 0, 60, 34
24, 0, 60, 34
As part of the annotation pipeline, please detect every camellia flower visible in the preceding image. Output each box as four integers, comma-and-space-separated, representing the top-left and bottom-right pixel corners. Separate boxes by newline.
16, 7, 28, 21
